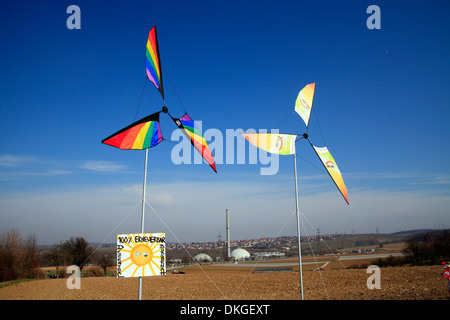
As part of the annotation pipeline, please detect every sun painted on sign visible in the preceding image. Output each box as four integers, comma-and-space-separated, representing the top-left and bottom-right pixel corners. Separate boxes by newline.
116, 233, 166, 278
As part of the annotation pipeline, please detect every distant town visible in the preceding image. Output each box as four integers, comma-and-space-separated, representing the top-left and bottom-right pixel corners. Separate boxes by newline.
92, 230, 430, 253
166, 234, 344, 251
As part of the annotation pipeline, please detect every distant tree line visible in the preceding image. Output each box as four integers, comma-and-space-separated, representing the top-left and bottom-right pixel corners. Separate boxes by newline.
373, 230, 450, 267
0, 229, 115, 282
403, 230, 450, 265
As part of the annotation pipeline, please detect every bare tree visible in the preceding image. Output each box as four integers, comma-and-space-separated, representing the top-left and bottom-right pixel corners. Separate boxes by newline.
62, 237, 93, 271
0, 229, 41, 281
97, 255, 114, 276
42, 241, 66, 278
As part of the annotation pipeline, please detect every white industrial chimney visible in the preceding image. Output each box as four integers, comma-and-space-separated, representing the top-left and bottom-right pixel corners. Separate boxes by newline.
226, 208, 231, 258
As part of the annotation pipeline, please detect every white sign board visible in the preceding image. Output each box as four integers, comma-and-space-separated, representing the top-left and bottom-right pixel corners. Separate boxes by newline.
116, 233, 166, 278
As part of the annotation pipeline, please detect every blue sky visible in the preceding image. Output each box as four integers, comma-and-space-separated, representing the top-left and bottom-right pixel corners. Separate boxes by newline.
1, 0, 449, 245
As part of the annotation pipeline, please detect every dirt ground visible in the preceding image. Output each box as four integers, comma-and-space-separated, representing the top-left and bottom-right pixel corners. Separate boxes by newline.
0, 265, 448, 300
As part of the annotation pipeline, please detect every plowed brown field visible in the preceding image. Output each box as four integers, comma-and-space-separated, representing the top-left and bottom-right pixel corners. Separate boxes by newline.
0, 265, 448, 300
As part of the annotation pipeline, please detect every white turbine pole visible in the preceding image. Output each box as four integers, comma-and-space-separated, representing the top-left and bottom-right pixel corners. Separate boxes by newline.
294, 153, 304, 300
138, 148, 148, 300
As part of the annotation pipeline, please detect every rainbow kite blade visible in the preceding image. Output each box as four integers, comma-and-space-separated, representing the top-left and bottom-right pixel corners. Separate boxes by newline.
146, 26, 164, 100
172, 113, 217, 173
102, 112, 163, 150
241, 133, 297, 155
311, 145, 349, 204
294, 83, 316, 129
